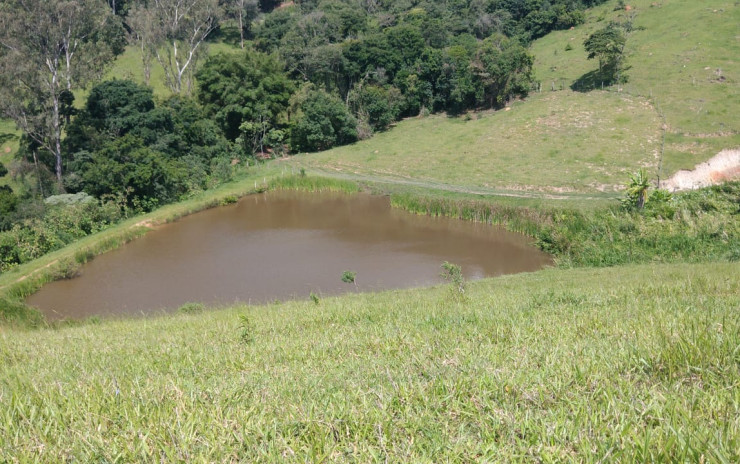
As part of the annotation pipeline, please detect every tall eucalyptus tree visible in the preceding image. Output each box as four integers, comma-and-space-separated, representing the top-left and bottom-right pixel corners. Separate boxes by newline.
0, 0, 115, 185
129, 0, 222, 94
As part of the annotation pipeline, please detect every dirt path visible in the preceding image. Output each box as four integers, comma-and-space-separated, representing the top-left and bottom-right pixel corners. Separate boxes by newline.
662, 149, 740, 191
305, 168, 617, 201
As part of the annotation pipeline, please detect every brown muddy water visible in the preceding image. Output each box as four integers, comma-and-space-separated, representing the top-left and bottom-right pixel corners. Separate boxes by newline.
28, 191, 551, 320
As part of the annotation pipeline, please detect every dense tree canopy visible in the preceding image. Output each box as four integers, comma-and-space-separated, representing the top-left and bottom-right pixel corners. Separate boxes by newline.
196, 50, 294, 142
291, 89, 358, 152
63, 80, 231, 208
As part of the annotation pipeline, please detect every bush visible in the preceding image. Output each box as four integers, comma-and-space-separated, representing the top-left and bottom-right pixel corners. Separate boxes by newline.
0, 198, 123, 273
0, 186, 18, 227
441, 261, 466, 300
349, 85, 401, 132
341, 270, 356, 284
290, 90, 358, 152
238, 314, 256, 344
179, 302, 206, 314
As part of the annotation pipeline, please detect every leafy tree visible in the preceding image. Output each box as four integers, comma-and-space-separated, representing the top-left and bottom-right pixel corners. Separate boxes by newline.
0, 0, 117, 184
162, 96, 231, 162
0, 162, 7, 178
279, 12, 337, 81
222, 0, 260, 48
258, 0, 280, 12
64, 80, 163, 155
385, 24, 425, 72
473, 34, 533, 108
291, 90, 358, 152
196, 51, 295, 143
71, 135, 189, 210
126, 2, 159, 85
436, 45, 478, 114
0, 186, 18, 229
253, 6, 299, 52
584, 24, 627, 83
349, 85, 401, 133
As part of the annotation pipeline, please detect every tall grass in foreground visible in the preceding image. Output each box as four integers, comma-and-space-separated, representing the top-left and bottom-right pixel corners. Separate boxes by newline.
0, 262, 737, 461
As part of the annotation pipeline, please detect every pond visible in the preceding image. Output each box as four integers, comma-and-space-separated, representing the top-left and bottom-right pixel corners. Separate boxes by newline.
27, 191, 552, 320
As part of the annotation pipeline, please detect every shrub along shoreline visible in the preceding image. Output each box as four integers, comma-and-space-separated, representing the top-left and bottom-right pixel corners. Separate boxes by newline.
1, 171, 738, 327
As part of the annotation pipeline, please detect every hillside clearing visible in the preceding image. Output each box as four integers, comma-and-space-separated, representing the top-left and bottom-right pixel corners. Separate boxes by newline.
288, 91, 662, 196
531, 0, 740, 174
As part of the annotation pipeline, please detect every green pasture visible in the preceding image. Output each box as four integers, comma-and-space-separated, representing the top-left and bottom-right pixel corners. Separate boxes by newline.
288, 91, 661, 197
531, 0, 740, 173
1, 261, 737, 461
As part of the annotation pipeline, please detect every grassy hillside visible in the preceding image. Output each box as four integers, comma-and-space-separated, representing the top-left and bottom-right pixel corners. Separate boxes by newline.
1, 262, 738, 461
289, 0, 739, 196
531, 0, 740, 175
288, 91, 661, 198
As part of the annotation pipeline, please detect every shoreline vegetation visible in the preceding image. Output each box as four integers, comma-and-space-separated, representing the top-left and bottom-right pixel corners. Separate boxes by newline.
1, 168, 738, 327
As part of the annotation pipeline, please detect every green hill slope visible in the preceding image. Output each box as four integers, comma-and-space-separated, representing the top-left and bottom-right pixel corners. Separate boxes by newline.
2, 262, 738, 461
290, 91, 661, 198
291, 0, 739, 196
531, 0, 740, 175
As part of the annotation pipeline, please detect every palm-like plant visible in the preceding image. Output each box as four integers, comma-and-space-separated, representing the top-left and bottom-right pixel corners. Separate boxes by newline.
626, 169, 650, 209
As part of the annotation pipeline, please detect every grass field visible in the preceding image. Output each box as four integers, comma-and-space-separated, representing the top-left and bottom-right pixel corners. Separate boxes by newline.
288, 91, 661, 198
531, 0, 740, 174
1, 261, 737, 461
1, 2, 738, 458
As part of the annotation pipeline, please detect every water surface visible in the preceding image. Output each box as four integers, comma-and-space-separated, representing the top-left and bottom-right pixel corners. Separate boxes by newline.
28, 191, 551, 319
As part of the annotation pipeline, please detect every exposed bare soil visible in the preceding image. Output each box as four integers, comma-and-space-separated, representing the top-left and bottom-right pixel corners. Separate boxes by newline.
662, 149, 740, 191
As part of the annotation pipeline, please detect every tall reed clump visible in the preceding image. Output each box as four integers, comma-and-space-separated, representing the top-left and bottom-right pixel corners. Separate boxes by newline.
269, 175, 360, 194
390, 192, 551, 237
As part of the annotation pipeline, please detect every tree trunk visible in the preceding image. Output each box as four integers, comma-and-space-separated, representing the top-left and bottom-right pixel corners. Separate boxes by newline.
51, 91, 63, 185
239, 11, 245, 48
637, 190, 646, 209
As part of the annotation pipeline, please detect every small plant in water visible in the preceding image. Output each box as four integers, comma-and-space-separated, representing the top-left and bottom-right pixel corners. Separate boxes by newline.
310, 291, 320, 305
341, 270, 356, 285
219, 194, 238, 206
238, 314, 256, 344
441, 261, 466, 300
179, 302, 206, 314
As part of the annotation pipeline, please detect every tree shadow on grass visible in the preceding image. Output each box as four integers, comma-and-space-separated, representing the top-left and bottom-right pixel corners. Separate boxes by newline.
571, 66, 629, 92
571, 69, 610, 92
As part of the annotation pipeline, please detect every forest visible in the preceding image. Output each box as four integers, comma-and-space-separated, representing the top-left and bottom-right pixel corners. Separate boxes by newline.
0, 0, 615, 272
